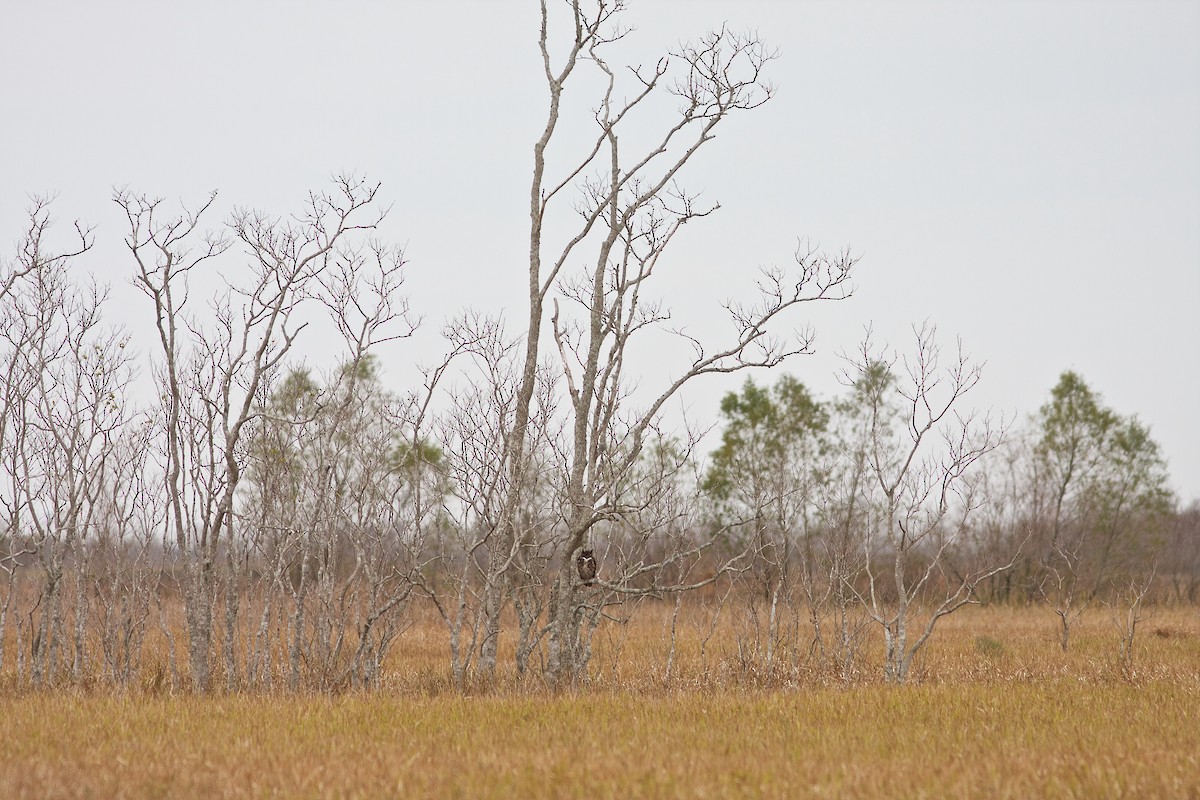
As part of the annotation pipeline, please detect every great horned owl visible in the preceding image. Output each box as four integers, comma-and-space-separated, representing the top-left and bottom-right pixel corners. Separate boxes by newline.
576, 549, 597, 586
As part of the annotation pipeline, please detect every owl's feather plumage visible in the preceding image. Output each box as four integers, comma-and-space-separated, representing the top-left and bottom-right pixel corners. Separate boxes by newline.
576, 549, 597, 586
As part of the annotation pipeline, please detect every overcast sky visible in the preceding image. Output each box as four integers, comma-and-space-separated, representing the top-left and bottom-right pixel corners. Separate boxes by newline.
2, 0, 1198, 499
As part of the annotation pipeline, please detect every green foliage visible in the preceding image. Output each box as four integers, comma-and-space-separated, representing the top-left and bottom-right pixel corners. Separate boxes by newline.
1035, 370, 1118, 485
340, 352, 382, 384
845, 359, 895, 414
246, 357, 443, 507
702, 374, 827, 501
392, 438, 443, 474
271, 368, 319, 417
834, 357, 901, 457
1034, 370, 1174, 558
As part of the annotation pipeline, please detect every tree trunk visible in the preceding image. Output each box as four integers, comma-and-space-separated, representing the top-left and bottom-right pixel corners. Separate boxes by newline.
185, 564, 214, 693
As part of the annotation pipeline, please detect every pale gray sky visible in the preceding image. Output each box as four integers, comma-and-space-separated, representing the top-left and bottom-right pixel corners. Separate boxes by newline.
2, 0, 1198, 499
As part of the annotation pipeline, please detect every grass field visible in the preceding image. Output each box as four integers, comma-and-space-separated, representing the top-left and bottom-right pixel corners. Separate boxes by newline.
2, 605, 1198, 799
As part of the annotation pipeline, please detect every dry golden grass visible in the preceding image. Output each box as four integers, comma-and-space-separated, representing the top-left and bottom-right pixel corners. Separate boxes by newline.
2, 604, 1199, 799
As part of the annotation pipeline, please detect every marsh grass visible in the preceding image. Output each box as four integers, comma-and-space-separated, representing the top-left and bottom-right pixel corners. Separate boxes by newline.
2, 604, 1198, 798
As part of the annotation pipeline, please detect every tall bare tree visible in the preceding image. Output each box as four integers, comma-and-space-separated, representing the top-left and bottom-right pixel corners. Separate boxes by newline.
481, 0, 856, 688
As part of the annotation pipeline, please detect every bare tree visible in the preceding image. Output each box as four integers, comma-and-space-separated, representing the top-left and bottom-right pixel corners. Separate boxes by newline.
246, 238, 420, 692
1108, 564, 1156, 680
806, 414, 875, 684
1039, 533, 1097, 653
89, 419, 161, 686
478, 0, 857, 688
0, 198, 91, 304
847, 324, 1017, 684
0, 200, 94, 676
252, 355, 436, 691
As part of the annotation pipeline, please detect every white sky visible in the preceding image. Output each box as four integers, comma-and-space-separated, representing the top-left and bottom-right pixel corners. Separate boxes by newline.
2, 0, 1198, 500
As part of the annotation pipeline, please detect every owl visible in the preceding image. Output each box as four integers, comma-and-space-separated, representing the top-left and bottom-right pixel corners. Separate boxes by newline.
576, 549, 597, 586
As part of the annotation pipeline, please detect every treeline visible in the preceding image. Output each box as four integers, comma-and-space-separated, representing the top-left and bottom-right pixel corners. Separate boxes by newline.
701, 366, 1189, 681
1, 1, 1193, 694
0, 192, 1189, 693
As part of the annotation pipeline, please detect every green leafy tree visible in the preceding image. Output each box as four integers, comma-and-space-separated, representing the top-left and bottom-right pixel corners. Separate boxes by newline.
1035, 371, 1119, 551
1033, 371, 1173, 650
702, 374, 828, 672
1088, 416, 1173, 569
703, 374, 827, 505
